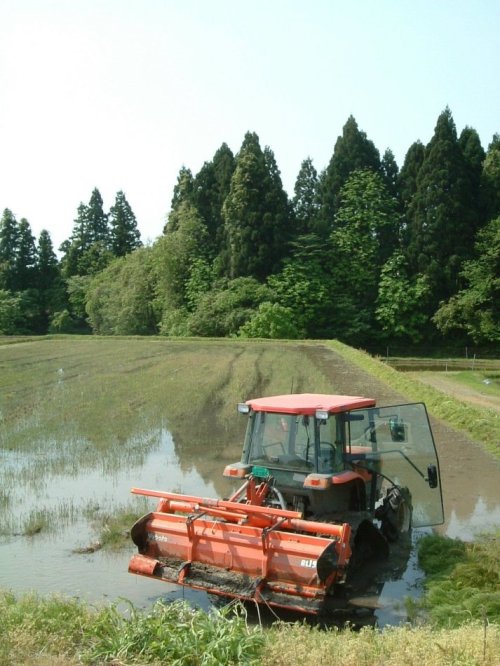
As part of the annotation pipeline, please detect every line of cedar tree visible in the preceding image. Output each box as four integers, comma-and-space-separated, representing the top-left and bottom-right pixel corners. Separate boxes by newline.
1, 107, 499, 349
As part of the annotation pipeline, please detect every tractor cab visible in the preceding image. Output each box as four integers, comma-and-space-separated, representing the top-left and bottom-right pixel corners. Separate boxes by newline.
225, 393, 444, 529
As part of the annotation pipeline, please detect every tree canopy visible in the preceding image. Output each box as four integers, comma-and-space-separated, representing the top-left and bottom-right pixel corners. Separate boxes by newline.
1, 109, 498, 352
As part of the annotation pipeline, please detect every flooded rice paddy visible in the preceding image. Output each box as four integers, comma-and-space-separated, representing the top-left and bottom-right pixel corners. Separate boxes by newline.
1, 338, 499, 626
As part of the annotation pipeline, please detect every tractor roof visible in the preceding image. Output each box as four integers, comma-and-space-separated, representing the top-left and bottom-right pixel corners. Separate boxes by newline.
245, 393, 376, 415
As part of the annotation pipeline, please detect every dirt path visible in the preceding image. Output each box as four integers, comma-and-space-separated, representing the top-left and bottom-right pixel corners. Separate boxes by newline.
407, 372, 500, 413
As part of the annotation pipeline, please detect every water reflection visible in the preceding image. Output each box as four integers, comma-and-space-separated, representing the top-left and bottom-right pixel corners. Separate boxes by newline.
0, 426, 225, 605
445, 497, 500, 541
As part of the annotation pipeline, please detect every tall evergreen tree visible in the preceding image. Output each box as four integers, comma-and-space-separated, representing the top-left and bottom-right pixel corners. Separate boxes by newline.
263, 145, 292, 250
406, 108, 473, 308
0, 209, 19, 291
398, 141, 425, 212
191, 143, 235, 255
36, 229, 65, 332
37, 229, 59, 290
109, 191, 142, 257
319, 115, 381, 225
221, 132, 291, 281
482, 134, 500, 220
86, 188, 109, 245
14, 218, 38, 291
60, 188, 112, 278
381, 148, 399, 199
292, 157, 320, 236
459, 126, 486, 229
165, 167, 194, 233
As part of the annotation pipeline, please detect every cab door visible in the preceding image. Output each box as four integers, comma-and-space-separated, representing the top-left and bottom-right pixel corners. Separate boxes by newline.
345, 403, 444, 527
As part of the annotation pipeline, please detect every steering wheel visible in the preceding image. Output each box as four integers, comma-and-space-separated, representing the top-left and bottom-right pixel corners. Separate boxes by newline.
262, 442, 285, 456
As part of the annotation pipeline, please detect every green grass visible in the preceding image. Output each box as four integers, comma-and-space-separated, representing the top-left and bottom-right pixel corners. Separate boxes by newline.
85, 500, 150, 550
0, 337, 333, 447
1, 590, 498, 666
0, 337, 334, 488
0, 499, 82, 538
451, 370, 500, 397
0, 593, 264, 666
415, 533, 500, 628
0, 488, 9, 510
21, 510, 50, 536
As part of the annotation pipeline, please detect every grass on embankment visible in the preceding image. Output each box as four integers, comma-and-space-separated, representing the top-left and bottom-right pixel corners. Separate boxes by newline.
326, 340, 500, 459
1, 591, 498, 666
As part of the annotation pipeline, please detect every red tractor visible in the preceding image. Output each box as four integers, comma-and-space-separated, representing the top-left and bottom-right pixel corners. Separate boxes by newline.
129, 394, 443, 615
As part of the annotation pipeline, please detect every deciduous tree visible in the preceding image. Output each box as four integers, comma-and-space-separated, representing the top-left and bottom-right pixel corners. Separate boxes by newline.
376, 252, 430, 342
186, 277, 270, 337
85, 248, 157, 335
267, 237, 334, 339
238, 302, 300, 339
329, 170, 399, 343
153, 201, 210, 330
433, 217, 500, 343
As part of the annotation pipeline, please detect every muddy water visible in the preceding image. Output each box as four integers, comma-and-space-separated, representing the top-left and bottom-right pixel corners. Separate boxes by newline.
1, 343, 499, 627
0, 427, 229, 610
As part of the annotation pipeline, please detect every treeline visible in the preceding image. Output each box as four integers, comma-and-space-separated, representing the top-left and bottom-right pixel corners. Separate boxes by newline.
0, 189, 142, 334
1, 108, 499, 348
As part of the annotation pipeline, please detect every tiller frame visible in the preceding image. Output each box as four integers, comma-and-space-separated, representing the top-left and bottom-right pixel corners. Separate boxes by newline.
128, 477, 352, 613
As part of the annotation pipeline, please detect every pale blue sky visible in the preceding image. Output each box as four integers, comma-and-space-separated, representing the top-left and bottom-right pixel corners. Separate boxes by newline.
1, 0, 499, 250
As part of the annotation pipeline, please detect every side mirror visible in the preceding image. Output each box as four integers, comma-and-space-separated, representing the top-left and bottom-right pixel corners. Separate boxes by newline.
389, 417, 406, 442
427, 464, 438, 489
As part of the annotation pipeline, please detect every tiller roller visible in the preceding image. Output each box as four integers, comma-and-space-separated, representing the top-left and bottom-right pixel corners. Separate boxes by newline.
129, 478, 352, 613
